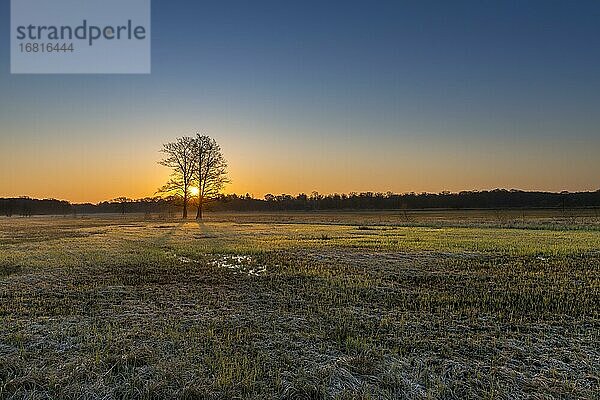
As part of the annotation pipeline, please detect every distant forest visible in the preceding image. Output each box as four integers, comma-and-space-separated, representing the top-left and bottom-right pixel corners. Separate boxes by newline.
1, 190, 600, 216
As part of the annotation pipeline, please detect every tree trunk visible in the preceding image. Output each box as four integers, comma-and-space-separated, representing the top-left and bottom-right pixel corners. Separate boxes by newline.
196, 196, 203, 220
183, 193, 188, 219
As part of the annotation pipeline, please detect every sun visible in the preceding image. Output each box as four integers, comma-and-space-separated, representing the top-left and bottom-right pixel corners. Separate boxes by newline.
189, 187, 199, 196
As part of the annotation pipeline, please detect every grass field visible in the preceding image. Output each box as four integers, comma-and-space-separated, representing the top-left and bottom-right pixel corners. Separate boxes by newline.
0, 210, 599, 399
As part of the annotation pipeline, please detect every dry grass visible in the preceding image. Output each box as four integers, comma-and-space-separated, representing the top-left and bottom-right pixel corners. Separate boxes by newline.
0, 212, 598, 399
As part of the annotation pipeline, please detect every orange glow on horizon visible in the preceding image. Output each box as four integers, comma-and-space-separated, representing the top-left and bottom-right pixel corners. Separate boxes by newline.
1, 129, 599, 203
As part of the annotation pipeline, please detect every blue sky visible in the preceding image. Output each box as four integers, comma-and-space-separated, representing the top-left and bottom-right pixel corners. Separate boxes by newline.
1, 0, 599, 201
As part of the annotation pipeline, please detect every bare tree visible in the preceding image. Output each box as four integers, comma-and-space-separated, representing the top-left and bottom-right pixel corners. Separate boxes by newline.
157, 136, 197, 218
194, 134, 229, 220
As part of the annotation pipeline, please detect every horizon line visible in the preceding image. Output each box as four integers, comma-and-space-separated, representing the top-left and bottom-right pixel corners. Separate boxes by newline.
2, 187, 600, 205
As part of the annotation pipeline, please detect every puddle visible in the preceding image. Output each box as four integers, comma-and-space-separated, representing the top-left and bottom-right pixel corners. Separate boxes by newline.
209, 255, 267, 276
172, 252, 267, 276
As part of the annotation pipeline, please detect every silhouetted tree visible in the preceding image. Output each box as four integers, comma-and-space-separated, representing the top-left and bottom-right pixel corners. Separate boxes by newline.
194, 134, 229, 220
158, 136, 197, 218
111, 197, 132, 214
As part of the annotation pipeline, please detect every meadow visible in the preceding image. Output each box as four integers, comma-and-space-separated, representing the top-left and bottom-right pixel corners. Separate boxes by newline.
0, 210, 598, 399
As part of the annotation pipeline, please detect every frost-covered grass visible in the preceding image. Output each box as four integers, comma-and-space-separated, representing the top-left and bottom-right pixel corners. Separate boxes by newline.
0, 212, 598, 399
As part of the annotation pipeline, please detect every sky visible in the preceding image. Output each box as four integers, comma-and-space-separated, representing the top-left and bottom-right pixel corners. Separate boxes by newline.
1, 0, 599, 203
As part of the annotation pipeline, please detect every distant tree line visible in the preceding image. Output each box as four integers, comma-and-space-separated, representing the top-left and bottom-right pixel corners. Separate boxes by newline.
0, 198, 71, 217
74, 197, 178, 216
0, 197, 178, 217
207, 190, 600, 211
2, 189, 599, 216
